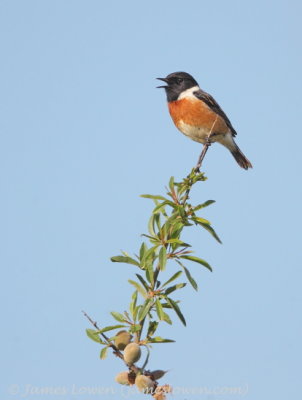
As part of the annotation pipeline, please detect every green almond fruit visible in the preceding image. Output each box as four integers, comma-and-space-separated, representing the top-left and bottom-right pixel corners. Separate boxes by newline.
114, 330, 132, 351
115, 371, 130, 386
123, 343, 141, 365
135, 375, 155, 394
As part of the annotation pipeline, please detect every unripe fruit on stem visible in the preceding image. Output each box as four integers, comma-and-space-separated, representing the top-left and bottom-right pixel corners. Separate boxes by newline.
135, 375, 155, 394
123, 343, 141, 365
114, 330, 132, 351
115, 371, 130, 386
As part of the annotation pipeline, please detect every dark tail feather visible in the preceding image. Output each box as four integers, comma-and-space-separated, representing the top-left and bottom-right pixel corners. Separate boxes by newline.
231, 145, 253, 170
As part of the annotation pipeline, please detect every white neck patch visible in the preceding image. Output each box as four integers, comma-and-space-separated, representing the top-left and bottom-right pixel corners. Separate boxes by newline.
178, 85, 200, 100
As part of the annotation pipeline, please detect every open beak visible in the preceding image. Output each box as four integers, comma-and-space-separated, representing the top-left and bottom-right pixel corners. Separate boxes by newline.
156, 77, 169, 88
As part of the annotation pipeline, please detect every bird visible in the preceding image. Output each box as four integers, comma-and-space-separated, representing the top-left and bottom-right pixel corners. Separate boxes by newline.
157, 71, 252, 171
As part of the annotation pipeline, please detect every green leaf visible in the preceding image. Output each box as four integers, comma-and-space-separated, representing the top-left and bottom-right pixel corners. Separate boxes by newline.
138, 299, 153, 321
130, 324, 141, 333
193, 200, 215, 211
164, 283, 186, 295
165, 238, 191, 247
183, 265, 198, 291
111, 255, 141, 267
158, 247, 167, 271
141, 194, 168, 201
135, 274, 149, 291
166, 297, 186, 326
153, 200, 176, 214
139, 242, 148, 261
155, 298, 164, 320
100, 346, 108, 360
169, 221, 185, 238
175, 259, 198, 290
147, 336, 175, 343
130, 290, 138, 317
162, 311, 172, 325
142, 233, 161, 245
194, 218, 222, 244
161, 270, 183, 288
147, 321, 159, 337
159, 223, 168, 242
86, 329, 101, 343
154, 213, 162, 233
194, 216, 210, 224
145, 262, 154, 285
111, 311, 127, 323
168, 176, 175, 192
148, 214, 156, 236
128, 279, 148, 299
180, 255, 212, 272
133, 305, 140, 321
95, 324, 126, 334
124, 311, 131, 321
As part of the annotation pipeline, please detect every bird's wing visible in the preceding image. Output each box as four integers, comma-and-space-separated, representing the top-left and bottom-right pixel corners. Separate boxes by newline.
193, 89, 237, 137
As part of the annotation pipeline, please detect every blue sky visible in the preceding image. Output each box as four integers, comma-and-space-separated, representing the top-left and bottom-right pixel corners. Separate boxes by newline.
1, 0, 301, 399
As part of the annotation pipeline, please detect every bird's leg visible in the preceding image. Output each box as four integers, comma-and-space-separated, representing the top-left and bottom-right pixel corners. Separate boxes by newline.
194, 116, 218, 172
194, 138, 212, 172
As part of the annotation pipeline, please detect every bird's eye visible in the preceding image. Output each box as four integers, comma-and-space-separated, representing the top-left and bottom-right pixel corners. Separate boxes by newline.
176, 78, 183, 84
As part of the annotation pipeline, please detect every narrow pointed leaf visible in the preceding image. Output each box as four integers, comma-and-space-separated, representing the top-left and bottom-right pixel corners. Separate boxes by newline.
133, 305, 140, 321
147, 321, 159, 337
100, 346, 108, 360
95, 324, 126, 334
147, 336, 175, 343
111, 255, 141, 267
193, 200, 215, 211
193, 216, 211, 224
148, 215, 156, 236
110, 311, 127, 323
128, 280, 148, 298
154, 213, 161, 233
155, 298, 164, 320
194, 218, 222, 243
162, 311, 172, 325
135, 274, 149, 291
86, 329, 101, 343
145, 262, 154, 285
141, 194, 168, 201
153, 200, 176, 214
140, 242, 147, 261
176, 259, 198, 290
138, 299, 153, 321
130, 290, 138, 316
183, 265, 198, 290
166, 297, 186, 326
161, 270, 183, 288
158, 246, 167, 271
168, 176, 175, 192
180, 255, 212, 271
164, 282, 186, 295
165, 238, 191, 246
161, 302, 172, 309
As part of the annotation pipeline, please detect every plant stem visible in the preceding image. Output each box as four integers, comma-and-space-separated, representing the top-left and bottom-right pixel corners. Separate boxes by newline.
82, 311, 123, 357
82, 311, 140, 373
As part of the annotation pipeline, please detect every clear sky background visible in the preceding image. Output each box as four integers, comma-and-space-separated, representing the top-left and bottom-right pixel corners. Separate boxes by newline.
1, 0, 301, 399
